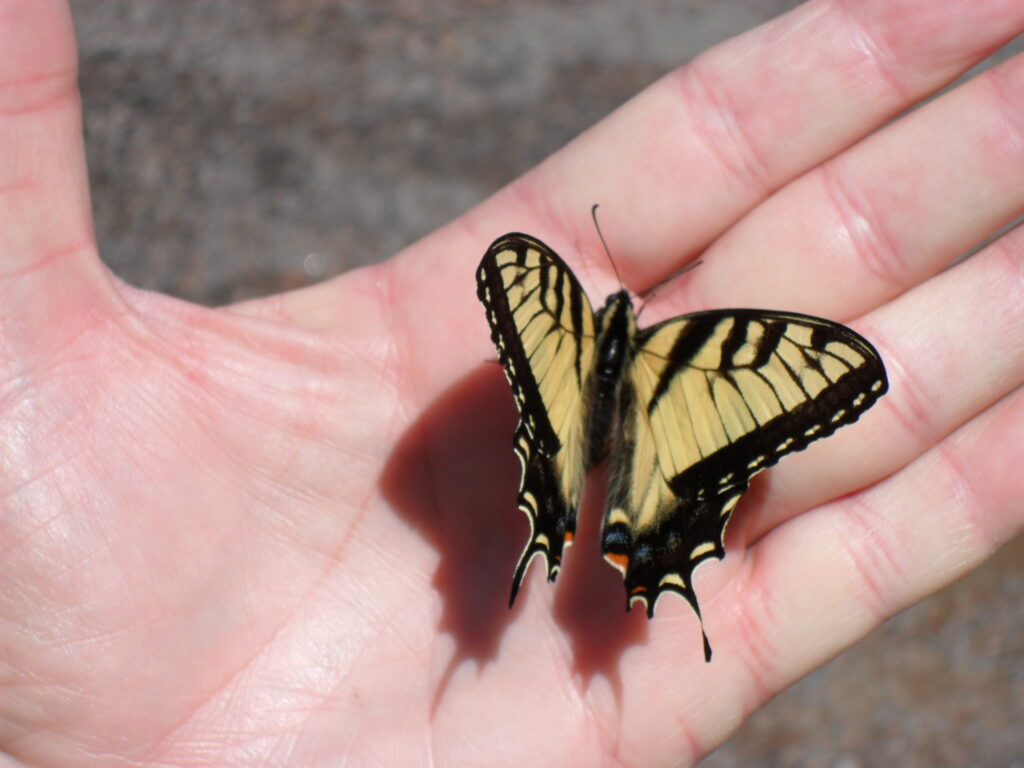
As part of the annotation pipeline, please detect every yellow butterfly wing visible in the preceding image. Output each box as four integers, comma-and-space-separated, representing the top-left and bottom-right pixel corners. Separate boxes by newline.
476, 233, 597, 605
602, 310, 888, 660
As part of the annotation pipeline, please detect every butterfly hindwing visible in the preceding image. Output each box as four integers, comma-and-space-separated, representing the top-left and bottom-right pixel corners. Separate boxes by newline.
476, 234, 597, 605
602, 310, 888, 659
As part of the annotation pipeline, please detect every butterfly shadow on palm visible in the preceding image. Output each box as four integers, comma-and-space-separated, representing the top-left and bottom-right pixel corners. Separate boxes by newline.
380, 363, 652, 710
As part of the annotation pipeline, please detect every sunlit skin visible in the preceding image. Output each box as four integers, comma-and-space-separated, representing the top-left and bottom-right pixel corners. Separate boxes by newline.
1, 1, 1023, 766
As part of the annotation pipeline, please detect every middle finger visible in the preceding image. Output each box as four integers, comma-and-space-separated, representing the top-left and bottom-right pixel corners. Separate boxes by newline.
657, 52, 1024, 321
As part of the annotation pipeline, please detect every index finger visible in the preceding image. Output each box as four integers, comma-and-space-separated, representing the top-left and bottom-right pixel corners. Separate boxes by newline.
386, 0, 1024, 399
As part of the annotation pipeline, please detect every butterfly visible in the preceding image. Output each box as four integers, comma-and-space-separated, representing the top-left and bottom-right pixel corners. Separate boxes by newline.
476, 231, 888, 660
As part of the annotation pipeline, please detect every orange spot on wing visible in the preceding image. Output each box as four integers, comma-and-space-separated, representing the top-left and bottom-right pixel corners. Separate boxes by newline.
630, 585, 647, 595
564, 532, 574, 543
604, 552, 629, 571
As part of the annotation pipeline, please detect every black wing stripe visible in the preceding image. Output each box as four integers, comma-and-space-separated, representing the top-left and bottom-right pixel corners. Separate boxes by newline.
538, 257, 551, 312
553, 267, 565, 330
568, 270, 586, 383
646, 316, 718, 415
749, 319, 783, 369
720, 316, 750, 368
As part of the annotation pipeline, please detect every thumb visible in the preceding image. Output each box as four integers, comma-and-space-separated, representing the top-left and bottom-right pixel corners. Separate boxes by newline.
0, 0, 118, 367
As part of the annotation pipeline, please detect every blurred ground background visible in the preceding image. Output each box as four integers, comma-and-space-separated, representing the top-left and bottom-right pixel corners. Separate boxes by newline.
69, 2, 1022, 765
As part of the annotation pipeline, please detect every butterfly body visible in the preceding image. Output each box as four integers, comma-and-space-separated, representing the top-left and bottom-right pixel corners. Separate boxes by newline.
476, 233, 887, 660
587, 290, 635, 466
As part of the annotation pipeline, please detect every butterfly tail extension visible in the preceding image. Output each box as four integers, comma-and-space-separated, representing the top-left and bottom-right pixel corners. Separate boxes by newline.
636, 582, 714, 663
603, 497, 727, 662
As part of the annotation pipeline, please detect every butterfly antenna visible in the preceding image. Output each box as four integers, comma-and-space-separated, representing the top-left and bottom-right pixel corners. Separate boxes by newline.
634, 258, 704, 321
591, 204, 624, 290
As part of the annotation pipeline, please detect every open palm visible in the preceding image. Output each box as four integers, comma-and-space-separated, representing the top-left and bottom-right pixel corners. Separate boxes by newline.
2, 1, 1022, 765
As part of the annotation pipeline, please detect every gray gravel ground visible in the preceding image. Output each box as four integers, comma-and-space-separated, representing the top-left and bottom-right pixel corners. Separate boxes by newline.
70, 2, 1023, 765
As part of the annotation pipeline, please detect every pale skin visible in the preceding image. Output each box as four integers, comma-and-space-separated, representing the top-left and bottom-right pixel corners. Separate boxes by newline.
1, 0, 1022, 765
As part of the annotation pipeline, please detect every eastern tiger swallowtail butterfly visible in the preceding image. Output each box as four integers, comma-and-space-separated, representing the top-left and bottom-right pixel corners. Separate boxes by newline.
476, 232, 888, 661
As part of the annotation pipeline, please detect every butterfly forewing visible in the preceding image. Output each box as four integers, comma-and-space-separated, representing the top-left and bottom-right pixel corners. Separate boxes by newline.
476, 234, 597, 605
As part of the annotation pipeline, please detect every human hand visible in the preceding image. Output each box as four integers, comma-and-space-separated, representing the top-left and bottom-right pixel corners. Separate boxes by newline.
1, 1, 1022, 765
